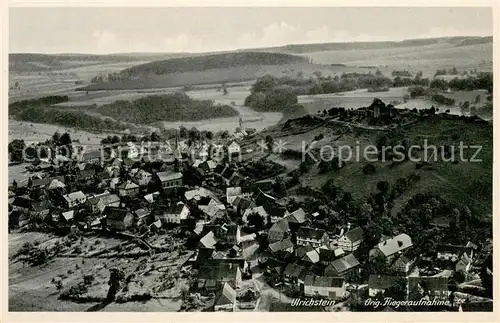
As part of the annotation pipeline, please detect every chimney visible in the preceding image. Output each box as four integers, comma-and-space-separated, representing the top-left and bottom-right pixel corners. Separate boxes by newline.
346, 222, 351, 232
397, 240, 403, 247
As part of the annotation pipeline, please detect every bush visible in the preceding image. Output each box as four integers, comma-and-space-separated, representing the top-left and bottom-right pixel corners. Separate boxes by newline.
362, 164, 376, 175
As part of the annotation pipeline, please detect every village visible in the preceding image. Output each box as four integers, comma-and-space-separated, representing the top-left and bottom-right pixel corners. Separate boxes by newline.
8, 107, 493, 312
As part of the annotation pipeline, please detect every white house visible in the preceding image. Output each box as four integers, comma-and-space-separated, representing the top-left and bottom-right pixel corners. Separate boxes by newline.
303, 275, 347, 300
226, 187, 242, 204
133, 169, 152, 187
337, 227, 364, 252
214, 283, 236, 312
117, 180, 140, 197
63, 191, 87, 208
227, 141, 241, 155
160, 202, 190, 224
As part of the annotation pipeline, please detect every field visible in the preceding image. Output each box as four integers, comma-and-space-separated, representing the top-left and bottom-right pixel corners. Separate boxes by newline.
299, 87, 409, 113
9, 231, 192, 312
299, 43, 493, 78
9, 61, 151, 102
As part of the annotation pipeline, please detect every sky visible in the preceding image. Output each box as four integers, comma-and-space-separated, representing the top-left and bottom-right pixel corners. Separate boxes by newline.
9, 7, 493, 54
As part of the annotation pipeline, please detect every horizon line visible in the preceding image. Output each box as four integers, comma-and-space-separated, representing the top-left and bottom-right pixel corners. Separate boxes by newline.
8, 34, 492, 56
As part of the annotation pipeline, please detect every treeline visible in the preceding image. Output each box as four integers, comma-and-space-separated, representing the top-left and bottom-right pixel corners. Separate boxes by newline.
94, 92, 238, 124
9, 96, 69, 115
429, 72, 493, 94
118, 52, 307, 78
9, 95, 127, 131
14, 107, 127, 131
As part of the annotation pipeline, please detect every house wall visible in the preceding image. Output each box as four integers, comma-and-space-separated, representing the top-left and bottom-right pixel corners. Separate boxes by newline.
304, 284, 346, 299
214, 303, 234, 312
337, 236, 362, 252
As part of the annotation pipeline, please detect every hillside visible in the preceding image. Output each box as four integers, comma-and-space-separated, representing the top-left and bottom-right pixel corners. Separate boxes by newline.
117, 52, 307, 77
8, 53, 184, 72
242, 112, 492, 220
252, 36, 492, 54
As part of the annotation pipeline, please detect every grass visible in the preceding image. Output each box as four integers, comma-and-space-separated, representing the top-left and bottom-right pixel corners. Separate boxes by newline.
251, 115, 492, 218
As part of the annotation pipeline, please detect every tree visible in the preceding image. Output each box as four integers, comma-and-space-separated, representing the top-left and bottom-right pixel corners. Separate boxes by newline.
205, 131, 214, 140
179, 126, 188, 138
150, 132, 162, 142
377, 181, 390, 193
247, 212, 265, 231
362, 164, 376, 175
8, 139, 26, 163
59, 132, 73, 156
107, 268, 125, 301
474, 94, 481, 104
265, 135, 274, 151
188, 127, 200, 144
220, 130, 229, 139
52, 131, 61, 144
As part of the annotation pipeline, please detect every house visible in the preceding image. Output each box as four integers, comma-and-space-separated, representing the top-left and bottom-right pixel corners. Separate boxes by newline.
227, 141, 241, 155
11, 196, 32, 213
436, 243, 475, 263
390, 255, 416, 274
370, 233, 413, 263
299, 247, 323, 264
159, 202, 190, 224
117, 180, 140, 197
199, 231, 218, 249
232, 196, 256, 214
319, 248, 345, 263
87, 192, 113, 214
283, 263, 308, 286
134, 208, 152, 226
269, 218, 290, 242
368, 275, 403, 297
198, 262, 242, 289
30, 201, 51, 220
153, 171, 183, 189
199, 160, 218, 174
62, 191, 87, 209
255, 190, 279, 211
200, 200, 227, 221
32, 176, 63, 189
185, 187, 218, 203
48, 178, 66, 190
284, 208, 307, 232
224, 224, 241, 245
103, 206, 135, 231
53, 210, 75, 223
144, 191, 160, 204
80, 150, 102, 164
408, 276, 450, 301
337, 227, 364, 252
226, 187, 242, 204
133, 169, 152, 187
324, 253, 360, 277
242, 206, 269, 227
304, 275, 347, 300
269, 238, 294, 255
214, 283, 236, 312
455, 252, 473, 277
96, 193, 121, 213
296, 227, 329, 248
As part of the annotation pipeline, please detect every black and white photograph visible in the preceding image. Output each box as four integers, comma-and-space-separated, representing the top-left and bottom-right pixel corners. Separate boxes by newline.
6, 5, 495, 314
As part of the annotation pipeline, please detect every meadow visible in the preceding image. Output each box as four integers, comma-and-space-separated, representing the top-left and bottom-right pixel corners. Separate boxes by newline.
300, 43, 493, 78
